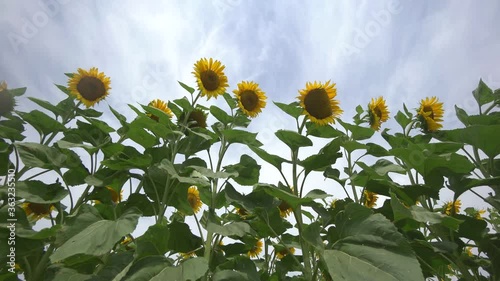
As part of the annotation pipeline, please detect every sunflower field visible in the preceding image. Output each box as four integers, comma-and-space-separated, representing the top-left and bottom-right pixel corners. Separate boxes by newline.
1, 58, 500, 281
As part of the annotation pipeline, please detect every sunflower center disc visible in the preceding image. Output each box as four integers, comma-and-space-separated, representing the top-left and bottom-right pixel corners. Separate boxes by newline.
423, 106, 434, 119
304, 88, 332, 119
374, 107, 383, 118
29, 203, 50, 214
0, 92, 15, 116
240, 90, 259, 111
188, 110, 207, 128
200, 70, 220, 91
77, 77, 106, 101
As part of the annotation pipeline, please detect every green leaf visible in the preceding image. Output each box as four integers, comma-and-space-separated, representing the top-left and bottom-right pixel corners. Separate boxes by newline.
109, 105, 127, 125
8, 87, 27, 97
28, 97, 65, 117
211, 105, 233, 125
275, 130, 312, 151
54, 205, 103, 247
57, 140, 98, 154
167, 221, 203, 253
15, 142, 66, 169
306, 122, 344, 138
213, 270, 248, 281
338, 120, 375, 140
216, 256, 258, 280
473, 78, 494, 106
55, 84, 71, 96
135, 224, 170, 259
366, 143, 389, 157
223, 154, 261, 185
178, 81, 195, 94
435, 125, 500, 157
16, 181, 68, 204
323, 204, 424, 281
274, 101, 302, 118
121, 256, 171, 281
455, 105, 469, 126
50, 208, 141, 262
18, 110, 66, 135
222, 129, 262, 147
394, 110, 411, 130
223, 92, 238, 109
158, 159, 210, 186
173, 97, 193, 111
303, 222, 324, 252
248, 146, 288, 169
208, 221, 256, 238
101, 145, 152, 170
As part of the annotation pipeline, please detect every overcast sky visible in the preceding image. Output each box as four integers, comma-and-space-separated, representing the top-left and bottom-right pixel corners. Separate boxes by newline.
1, 1, 499, 235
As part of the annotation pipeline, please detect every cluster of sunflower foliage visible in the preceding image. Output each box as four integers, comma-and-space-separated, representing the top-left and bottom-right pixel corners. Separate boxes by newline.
1, 58, 500, 281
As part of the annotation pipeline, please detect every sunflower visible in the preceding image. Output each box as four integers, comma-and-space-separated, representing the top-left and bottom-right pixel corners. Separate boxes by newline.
68, 67, 111, 108
278, 201, 293, 218
187, 186, 202, 214
443, 199, 461, 215
417, 96, 444, 132
147, 99, 173, 121
192, 58, 228, 100
0, 81, 16, 117
330, 199, 338, 209
248, 239, 263, 258
235, 207, 249, 218
473, 209, 486, 220
233, 81, 267, 118
121, 236, 133, 246
465, 247, 473, 257
181, 251, 196, 259
368, 96, 390, 131
180, 109, 208, 129
298, 80, 342, 125
276, 247, 295, 259
21, 202, 55, 221
363, 191, 378, 208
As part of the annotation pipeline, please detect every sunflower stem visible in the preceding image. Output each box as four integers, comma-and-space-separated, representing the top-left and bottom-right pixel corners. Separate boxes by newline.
346, 149, 359, 203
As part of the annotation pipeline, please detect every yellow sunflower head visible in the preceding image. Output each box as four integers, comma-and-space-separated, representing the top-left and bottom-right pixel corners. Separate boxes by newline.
68, 67, 111, 108
0, 81, 16, 117
181, 251, 196, 260
248, 239, 263, 258
192, 58, 229, 100
180, 109, 208, 129
443, 199, 461, 216
417, 96, 444, 132
329, 199, 338, 209
368, 96, 390, 131
235, 207, 249, 218
121, 236, 133, 246
473, 209, 486, 220
233, 81, 267, 118
298, 80, 342, 125
147, 99, 173, 121
276, 247, 295, 259
278, 200, 293, 218
363, 191, 378, 208
21, 202, 55, 221
187, 186, 202, 214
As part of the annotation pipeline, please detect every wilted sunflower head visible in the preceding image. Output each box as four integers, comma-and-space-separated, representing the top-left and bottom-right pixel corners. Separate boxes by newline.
180, 109, 208, 128
363, 191, 378, 208
443, 199, 461, 215
417, 96, 444, 132
68, 67, 111, 108
276, 247, 295, 259
233, 81, 267, 118
368, 96, 390, 131
22, 202, 55, 221
187, 186, 202, 214
192, 58, 229, 100
147, 99, 173, 121
298, 80, 342, 125
278, 201, 293, 218
0, 81, 16, 117
248, 239, 263, 258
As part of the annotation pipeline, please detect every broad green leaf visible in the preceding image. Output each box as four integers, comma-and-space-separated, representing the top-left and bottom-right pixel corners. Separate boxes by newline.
77, 107, 103, 118
15, 181, 68, 203
8, 87, 27, 97
394, 110, 411, 130
274, 101, 302, 118
366, 143, 389, 157
207, 221, 256, 238
45, 267, 92, 281
216, 256, 258, 280
55, 84, 71, 95
225, 183, 276, 211
92, 252, 134, 281
54, 205, 103, 247
109, 105, 127, 125
223, 92, 238, 109
275, 130, 312, 150
178, 81, 195, 94
323, 204, 424, 281
455, 105, 469, 126
210, 105, 233, 125
57, 140, 98, 154
249, 146, 288, 169
102, 145, 152, 170
121, 256, 171, 281
222, 129, 262, 147
189, 165, 237, 179
167, 221, 203, 253
449, 176, 500, 198
15, 142, 66, 169
338, 120, 375, 140
135, 224, 170, 259
173, 97, 193, 111
50, 208, 141, 262
434, 125, 500, 158
303, 222, 324, 252
473, 78, 494, 106
306, 122, 344, 138
18, 110, 66, 135
28, 97, 65, 117
158, 159, 210, 186
467, 112, 500, 125
213, 270, 248, 281
223, 154, 261, 185
122, 193, 157, 216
